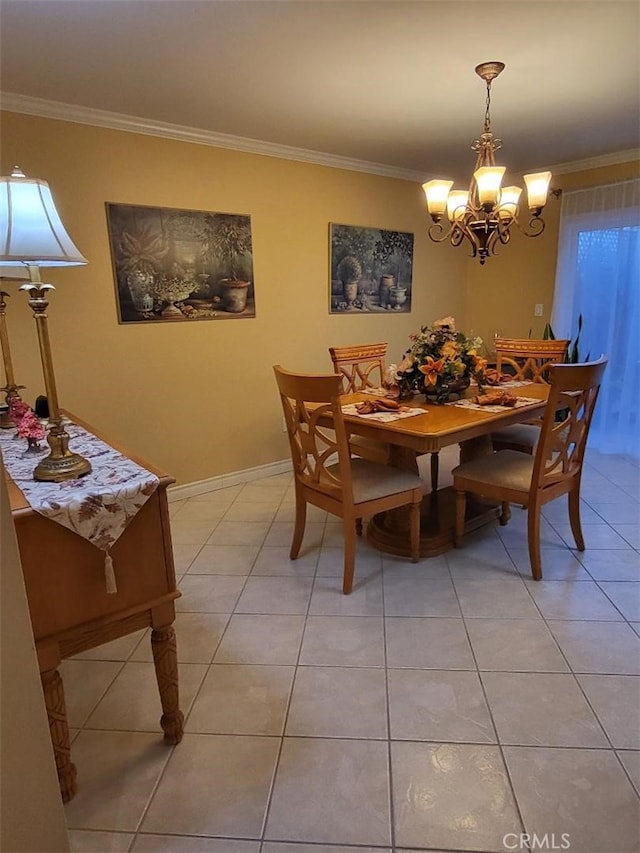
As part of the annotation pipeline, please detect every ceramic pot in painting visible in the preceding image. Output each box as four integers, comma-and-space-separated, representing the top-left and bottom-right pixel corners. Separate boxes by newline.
379, 274, 394, 308
220, 279, 250, 313
127, 271, 154, 313
389, 286, 407, 308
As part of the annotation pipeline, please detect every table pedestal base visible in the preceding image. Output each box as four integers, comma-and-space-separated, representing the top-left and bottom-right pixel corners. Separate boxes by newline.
367, 486, 501, 558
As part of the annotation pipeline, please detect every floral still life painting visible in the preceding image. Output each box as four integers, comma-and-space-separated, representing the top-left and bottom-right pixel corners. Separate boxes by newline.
396, 317, 485, 403
329, 223, 414, 314
106, 203, 255, 323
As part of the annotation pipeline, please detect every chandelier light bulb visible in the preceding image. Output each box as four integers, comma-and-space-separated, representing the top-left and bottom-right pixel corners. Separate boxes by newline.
524, 171, 552, 212
497, 185, 522, 220
473, 166, 506, 210
423, 180, 454, 221
447, 190, 469, 222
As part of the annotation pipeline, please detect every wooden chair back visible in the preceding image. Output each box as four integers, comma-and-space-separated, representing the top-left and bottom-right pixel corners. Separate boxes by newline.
329, 342, 388, 392
495, 337, 570, 383
274, 365, 353, 500
454, 356, 608, 580
532, 356, 608, 500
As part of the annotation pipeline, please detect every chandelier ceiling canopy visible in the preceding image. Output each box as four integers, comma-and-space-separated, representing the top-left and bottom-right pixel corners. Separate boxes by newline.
423, 61, 552, 265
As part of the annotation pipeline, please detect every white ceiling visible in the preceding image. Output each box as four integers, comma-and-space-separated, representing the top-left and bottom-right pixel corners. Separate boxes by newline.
1, 0, 638, 181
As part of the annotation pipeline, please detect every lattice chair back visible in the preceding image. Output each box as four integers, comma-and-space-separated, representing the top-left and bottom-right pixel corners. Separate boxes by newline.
329, 342, 388, 392
532, 357, 608, 494
495, 338, 570, 383
275, 367, 353, 500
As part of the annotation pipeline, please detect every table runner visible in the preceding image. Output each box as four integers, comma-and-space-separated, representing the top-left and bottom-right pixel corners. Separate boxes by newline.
0, 420, 160, 594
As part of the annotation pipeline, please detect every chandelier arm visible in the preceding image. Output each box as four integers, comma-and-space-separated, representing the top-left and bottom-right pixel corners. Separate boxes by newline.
493, 225, 511, 251
513, 215, 546, 239
496, 218, 513, 246
427, 221, 458, 244
452, 221, 479, 257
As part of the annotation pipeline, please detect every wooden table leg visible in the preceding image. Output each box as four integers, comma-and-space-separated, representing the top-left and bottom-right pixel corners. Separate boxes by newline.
151, 623, 184, 745
41, 667, 77, 802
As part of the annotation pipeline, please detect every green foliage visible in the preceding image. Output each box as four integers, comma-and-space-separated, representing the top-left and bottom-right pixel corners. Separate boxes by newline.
206, 214, 253, 279
336, 255, 362, 284
542, 315, 585, 363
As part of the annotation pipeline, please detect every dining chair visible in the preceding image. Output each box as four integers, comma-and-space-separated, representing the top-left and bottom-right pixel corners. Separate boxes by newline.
273, 365, 423, 594
328, 342, 392, 466
453, 356, 607, 580
329, 342, 440, 490
490, 337, 570, 454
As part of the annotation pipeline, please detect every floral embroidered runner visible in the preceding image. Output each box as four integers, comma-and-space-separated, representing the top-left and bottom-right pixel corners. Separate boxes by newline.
341, 404, 425, 423
0, 421, 160, 594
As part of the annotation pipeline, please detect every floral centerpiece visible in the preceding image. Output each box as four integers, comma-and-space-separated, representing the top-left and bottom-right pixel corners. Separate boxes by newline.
397, 317, 486, 403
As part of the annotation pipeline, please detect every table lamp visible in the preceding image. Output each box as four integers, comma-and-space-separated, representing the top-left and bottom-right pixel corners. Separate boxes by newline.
0, 166, 91, 481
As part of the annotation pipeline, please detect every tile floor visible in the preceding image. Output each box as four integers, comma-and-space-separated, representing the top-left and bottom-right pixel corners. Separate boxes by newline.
62, 447, 640, 853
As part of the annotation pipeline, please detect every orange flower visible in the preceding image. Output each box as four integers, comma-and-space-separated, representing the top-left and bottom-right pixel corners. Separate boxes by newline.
473, 356, 488, 375
418, 356, 445, 387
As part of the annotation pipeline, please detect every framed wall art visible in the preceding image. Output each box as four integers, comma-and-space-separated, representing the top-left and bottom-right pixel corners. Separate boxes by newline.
329, 223, 414, 314
106, 203, 255, 323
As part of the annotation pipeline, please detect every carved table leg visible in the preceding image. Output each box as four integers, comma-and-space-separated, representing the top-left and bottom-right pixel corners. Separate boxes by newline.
151, 625, 184, 745
41, 668, 77, 802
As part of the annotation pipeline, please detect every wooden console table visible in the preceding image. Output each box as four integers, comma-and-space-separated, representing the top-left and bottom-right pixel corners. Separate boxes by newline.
5, 416, 183, 802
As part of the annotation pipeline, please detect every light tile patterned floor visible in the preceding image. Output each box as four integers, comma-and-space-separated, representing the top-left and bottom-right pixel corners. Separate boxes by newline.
64, 448, 640, 853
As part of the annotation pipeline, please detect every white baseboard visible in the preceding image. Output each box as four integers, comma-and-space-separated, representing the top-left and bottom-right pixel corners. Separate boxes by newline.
167, 458, 292, 501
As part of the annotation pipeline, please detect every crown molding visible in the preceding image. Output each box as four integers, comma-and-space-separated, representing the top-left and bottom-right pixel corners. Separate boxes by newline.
2, 92, 637, 182
548, 148, 640, 175
0, 92, 424, 183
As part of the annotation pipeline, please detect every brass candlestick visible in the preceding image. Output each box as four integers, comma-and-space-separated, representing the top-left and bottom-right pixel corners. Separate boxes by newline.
20, 268, 92, 482
0, 289, 25, 428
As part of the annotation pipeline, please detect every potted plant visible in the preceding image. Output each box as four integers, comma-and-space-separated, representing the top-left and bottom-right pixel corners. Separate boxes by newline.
207, 214, 253, 313
336, 255, 362, 307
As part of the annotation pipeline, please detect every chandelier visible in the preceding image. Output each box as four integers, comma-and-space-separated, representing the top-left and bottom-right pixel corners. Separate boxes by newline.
423, 61, 551, 265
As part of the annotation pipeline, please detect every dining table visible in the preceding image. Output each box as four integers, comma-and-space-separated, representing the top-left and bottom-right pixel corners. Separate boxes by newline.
324, 382, 550, 558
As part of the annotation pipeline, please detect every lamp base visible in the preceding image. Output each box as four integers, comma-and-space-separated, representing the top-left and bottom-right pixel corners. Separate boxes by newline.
34, 451, 92, 482
33, 423, 92, 482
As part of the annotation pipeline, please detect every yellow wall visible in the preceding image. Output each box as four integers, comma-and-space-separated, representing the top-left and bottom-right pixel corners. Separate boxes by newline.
0, 111, 466, 485
461, 160, 639, 352
2, 112, 635, 484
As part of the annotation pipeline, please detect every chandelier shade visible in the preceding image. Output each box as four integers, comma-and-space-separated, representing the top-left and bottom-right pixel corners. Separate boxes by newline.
423, 62, 552, 264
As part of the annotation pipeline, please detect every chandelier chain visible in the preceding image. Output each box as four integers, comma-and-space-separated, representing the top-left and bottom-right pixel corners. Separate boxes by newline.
484, 81, 492, 134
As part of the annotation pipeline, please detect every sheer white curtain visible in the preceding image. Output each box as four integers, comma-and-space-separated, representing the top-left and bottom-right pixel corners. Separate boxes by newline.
552, 178, 640, 458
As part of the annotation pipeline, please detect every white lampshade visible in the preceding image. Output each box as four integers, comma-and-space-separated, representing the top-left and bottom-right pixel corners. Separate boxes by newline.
473, 166, 505, 208
0, 265, 30, 280
0, 167, 87, 267
524, 171, 552, 211
423, 179, 454, 219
